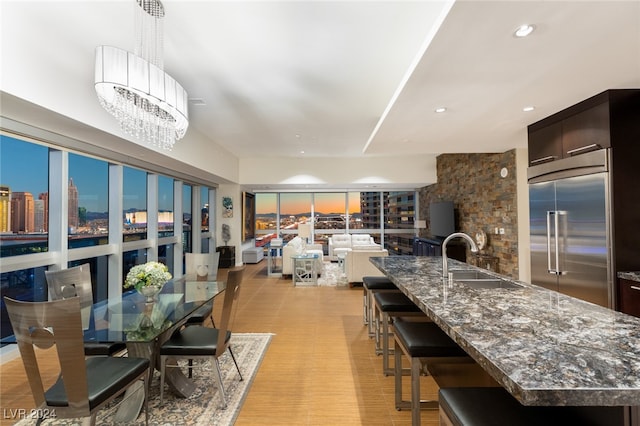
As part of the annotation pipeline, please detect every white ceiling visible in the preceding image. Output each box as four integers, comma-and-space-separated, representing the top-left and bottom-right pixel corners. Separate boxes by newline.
2, 1, 639, 172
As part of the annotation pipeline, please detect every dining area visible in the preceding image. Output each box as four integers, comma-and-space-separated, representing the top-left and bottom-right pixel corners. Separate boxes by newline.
0, 258, 246, 425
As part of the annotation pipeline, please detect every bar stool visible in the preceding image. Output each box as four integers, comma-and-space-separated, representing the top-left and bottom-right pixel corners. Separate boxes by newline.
438, 387, 624, 426
393, 320, 470, 426
373, 291, 427, 375
362, 276, 398, 335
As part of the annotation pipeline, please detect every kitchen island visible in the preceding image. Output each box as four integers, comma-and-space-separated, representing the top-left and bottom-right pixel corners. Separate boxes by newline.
370, 256, 640, 408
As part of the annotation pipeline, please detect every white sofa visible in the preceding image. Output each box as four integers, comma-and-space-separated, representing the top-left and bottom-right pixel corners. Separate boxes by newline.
344, 249, 389, 284
282, 236, 324, 276
328, 234, 381, 260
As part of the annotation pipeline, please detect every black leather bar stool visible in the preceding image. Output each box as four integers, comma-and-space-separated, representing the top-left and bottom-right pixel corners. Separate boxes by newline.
393, 320, 470, 426
373, 291, 427, 375
438, 387, 624, 426
362, 276, 398, 336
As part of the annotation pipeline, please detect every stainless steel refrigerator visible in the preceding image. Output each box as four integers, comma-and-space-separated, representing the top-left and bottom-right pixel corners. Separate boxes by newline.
529, 150, 612, 307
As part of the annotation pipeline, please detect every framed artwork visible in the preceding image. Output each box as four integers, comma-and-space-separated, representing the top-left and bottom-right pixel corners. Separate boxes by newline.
242, 192, 255, 242
222, 196, 233, 218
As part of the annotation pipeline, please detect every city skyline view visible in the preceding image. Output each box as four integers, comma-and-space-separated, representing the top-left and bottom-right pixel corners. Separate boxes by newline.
1, 135, 186, 217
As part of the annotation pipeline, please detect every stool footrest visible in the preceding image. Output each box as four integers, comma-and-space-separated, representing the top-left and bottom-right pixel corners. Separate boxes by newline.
396, 400, 439, 411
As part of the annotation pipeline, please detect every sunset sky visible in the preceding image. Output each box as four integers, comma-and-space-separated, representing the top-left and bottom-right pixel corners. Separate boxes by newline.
256, 192, 362, 215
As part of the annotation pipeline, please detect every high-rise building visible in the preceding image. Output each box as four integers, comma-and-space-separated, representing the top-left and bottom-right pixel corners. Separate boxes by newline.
10, 192, 34, 233
34, 199, 45, 232
0, 186, 10, 232
360, 192, 381, 229
360, 191, 415, 255
68, 178, 78, 230
38, 192, 49, 232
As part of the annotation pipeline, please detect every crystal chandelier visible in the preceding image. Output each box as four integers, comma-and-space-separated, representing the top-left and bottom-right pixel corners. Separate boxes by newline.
95, 0, 188, 150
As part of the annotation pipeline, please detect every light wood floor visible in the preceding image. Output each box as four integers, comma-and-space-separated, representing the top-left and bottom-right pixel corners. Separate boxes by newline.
0, 262, 441, 425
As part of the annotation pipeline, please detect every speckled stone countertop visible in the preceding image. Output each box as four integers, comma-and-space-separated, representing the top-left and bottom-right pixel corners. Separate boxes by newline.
619, 271, 640, 283
370, 256, 640, 407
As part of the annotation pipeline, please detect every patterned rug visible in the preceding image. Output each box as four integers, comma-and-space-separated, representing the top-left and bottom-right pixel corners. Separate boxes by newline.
18, 333, 273, 425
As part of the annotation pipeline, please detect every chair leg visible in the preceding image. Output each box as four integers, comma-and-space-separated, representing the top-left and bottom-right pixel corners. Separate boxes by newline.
143, 376, 149, 426
228, 346, 243, 381
160, 356, 166, 405
382, 312, 395, 375
411, 356, 422, 426
188, 359, 193, 378
368, 290, 377, 337
395, 338, 403, 409
374, 304, 383, 355
213, 358, 227, 409
363, 288, 369, 325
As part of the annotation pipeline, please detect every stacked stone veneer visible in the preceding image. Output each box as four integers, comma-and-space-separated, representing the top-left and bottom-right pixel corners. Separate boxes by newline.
418, 150, 519, 278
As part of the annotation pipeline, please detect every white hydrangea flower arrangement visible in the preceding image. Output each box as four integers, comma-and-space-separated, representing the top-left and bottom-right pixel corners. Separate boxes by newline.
125, 261, 172, 292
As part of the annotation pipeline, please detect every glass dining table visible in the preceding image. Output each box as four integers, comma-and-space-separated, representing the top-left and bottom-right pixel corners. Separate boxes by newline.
3, 275, 226, 422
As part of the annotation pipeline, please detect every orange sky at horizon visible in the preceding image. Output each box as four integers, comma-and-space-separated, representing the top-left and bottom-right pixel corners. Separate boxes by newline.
256, 192, 362, 215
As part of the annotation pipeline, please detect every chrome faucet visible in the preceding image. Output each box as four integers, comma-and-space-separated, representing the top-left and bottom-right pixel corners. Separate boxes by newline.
442, 232, 479, 278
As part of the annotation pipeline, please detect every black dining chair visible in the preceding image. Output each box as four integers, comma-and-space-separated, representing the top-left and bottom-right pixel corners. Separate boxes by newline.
45, 263, 127, 356
4, 296, 150, 426
159, 267, 244, 408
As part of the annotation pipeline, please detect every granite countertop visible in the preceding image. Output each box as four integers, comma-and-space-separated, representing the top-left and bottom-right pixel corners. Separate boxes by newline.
370, 256, 640, 407
619, 271, 640, 283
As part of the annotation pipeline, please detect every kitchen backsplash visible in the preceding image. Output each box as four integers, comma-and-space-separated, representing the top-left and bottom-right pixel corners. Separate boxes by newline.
418, 150, 519, 278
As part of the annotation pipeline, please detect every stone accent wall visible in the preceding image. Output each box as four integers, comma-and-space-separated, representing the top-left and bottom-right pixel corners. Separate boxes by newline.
418, 150, 519, 278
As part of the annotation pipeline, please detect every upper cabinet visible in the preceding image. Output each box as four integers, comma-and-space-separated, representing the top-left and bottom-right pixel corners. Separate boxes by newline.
527, 89, 639, 166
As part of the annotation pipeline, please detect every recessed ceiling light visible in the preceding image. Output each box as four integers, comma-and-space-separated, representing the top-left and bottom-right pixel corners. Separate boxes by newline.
300, 150, 305, 154
514, 24, 535, 38
523, 106, 535, 112
189, 98, 206, 106
435, 107, 447, 113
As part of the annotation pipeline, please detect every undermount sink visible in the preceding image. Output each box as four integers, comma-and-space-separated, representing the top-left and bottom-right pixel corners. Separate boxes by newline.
448, 269, 524, 290
457, 279, 524, 290
448, 269, 496, 280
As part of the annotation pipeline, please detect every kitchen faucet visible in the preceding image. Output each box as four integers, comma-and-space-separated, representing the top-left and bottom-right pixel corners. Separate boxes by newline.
442, 232, 479, 278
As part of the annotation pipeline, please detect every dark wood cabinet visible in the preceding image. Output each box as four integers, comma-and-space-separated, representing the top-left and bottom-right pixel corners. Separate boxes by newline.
528, 122, 562, 165
527, 90, 637, 166
562, 101, 610, 155
216, 245, 235, 268
412, 237, 466, 262
413, 237, 442, 256
618, 278, 640, 318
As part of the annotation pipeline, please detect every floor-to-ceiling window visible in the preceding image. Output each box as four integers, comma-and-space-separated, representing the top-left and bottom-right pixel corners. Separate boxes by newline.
384, 191, 415, 255
67, 153, 109, 248
183, 183, 192, 254
123, 166, 148, 242
279, 193, 312, 243
0, 135, 50, 340
254, 190, 417, 256
0, 130, 217, 342
0, 135, 49, 256
313, 192, 346, 253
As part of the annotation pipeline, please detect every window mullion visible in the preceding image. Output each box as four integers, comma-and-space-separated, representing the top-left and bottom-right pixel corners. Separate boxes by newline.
48, 149, 68, 274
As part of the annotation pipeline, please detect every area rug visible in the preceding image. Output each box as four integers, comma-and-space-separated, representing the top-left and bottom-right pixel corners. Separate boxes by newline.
18, 333, 273, 426
317, 262, 348, 286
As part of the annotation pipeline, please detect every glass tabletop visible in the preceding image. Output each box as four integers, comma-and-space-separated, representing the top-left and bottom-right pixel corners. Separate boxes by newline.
291, 253, 319, 259
1, 276, 226, 345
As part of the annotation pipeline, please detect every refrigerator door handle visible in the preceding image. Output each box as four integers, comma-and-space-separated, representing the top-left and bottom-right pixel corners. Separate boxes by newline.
547, 211, 554, 274
547, 211, 561, 275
